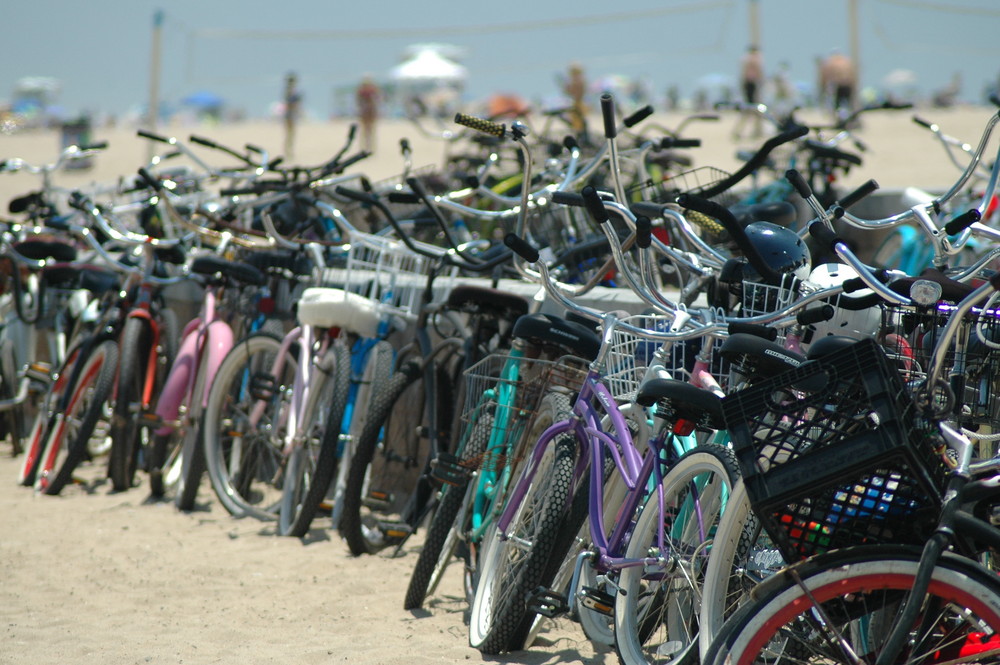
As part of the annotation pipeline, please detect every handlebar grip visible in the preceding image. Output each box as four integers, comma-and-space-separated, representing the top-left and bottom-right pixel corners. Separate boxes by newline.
387, 191, 420, 204
551, 190, 585, 207
600, 94, 616, 139
944, 208, 982, 235
912, 115, 934, 129
334, 186, 377, 205
68, 191, 91, 211
676, 193, 782, 284
808, 221, 841, 253
785, 169, 813, 199
837, 179, 879, 210
843, 270, 888, 293
136, 129, 171, 143
79, 141, 108, 151
635, 216, 652, 249
727, 322, 778, 341
454, 113, 505, 138
400, 138, 411, 153
990, 271, 1000, 292
882, 100, 913, 110
797, 304, 835, 326
137, 167, 161, 192
563, 135, 579, 151
623, 105, 653, 128
504, 233, 539, 264
189, 135, 217, 149
582, 186, 609, 224
245, 143, 263, 154
661, 137, 701, 149
630, 202, 668, 218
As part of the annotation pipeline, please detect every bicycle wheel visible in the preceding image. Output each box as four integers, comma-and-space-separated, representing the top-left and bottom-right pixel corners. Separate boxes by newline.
278, 343, 350, 537
468, 429, 581, 654
18, 344, 81, 486
338, 361, 423, 555
107, 317, 150, 491
614, 445, 739, 665
34, 340, 118, 495
202, 333, 295, 519
705, 546, 1000, 665
0, 338, 24, 455
403, 403, 494, 610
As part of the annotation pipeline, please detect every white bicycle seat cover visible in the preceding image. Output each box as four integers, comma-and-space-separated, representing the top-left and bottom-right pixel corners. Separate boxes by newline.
298, 287, 381, 337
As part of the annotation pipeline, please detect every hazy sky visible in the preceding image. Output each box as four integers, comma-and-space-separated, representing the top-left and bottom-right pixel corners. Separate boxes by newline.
3, 0, 999, 120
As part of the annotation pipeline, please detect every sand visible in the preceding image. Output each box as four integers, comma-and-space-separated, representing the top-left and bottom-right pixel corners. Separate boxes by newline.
0, 104, 997, 665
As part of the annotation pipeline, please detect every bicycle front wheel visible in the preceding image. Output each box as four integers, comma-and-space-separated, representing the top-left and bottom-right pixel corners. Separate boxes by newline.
108, 317, 150, 491
614, 445, 739, 665
203, 333, 295, 520
707, 546, 1000, 665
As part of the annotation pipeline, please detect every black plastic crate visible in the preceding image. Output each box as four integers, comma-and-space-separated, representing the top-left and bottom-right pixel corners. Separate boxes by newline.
722, 337, 946, 561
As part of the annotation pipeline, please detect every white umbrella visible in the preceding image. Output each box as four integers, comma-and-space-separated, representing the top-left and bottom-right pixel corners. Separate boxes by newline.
390, 48, 467, 83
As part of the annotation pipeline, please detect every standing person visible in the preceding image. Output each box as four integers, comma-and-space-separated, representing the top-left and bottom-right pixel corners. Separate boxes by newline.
356, 75, 380, 153
562, 62, 589, 138
733, 45, 765, 140
820, 49, 857, 119
283, 72, 302, 159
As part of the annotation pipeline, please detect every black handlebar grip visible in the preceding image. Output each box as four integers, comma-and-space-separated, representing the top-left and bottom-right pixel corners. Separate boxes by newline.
387, 191, 420, 205
797, 304, 835, 326
944, 208, 982, 235
79, 141, 108, 151
504, 233, 539, 264
990, 93, 1000, 109
551, 190, 585, 207
68, 191, 90, 211
136, 129, 171, 143
463, 175, 480, 189
635, 216, 652, 249
630, 202, 668, 218
808, 221, 841, 253
245, 143, 263, 154
837, 179, 879, 210
400, 138, 410, 153
600, 94, 617, 139
582, 186, 609, 224
563, 135, 579, 151
727, 322, 778, 341
454, 113, 505, 138
785, 169, 813, 199
912, 115, 934, 129
623, 105, 653, 128
189, 135, 217, 149
334, 186, 376, 205
989, 270, 1000, 292
842, 271, 887, 293
676, 193, 782, 285
661, 137, 701, 149
137, 167, 161, 192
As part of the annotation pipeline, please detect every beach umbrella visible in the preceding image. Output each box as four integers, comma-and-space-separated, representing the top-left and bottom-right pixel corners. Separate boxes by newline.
390, 49, 467, 84
181, 90, 225, 110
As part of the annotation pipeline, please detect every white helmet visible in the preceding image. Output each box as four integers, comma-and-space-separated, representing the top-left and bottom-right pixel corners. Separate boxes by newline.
803, 263, 882, 343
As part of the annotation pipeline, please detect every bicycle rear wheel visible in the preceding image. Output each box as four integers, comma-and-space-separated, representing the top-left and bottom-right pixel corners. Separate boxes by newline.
706, 547, 1000, 665
278, 343, 350, 537
108, 317, 150, 491
34, 340, 118, 495
202, 333, 295, 519
18, 344, 80, 486
614, 445, 739, 665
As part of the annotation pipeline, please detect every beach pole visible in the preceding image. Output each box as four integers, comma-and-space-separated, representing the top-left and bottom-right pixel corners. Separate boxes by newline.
147, 9, 164, 162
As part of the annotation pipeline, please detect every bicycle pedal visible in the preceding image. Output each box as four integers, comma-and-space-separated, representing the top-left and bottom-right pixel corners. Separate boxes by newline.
429, 452, 469, 487
376, 520, 412, 542
579, 586, 615, 617
363, 489, 393, 511
527, 587, 569, 618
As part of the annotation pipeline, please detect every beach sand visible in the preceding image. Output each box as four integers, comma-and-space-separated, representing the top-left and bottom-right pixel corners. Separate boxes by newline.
0, 104, 997, 664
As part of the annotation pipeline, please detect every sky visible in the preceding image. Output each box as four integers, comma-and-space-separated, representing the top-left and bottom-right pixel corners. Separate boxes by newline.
2, 0, 999, 121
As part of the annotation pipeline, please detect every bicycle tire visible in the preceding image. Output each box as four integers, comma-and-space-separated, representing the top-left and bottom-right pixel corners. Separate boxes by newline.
169, 346, 214, 509
278, 342, 351, 537
614, 444, 739, 665
403, 404, 495, 610
468, 430, 580, 654
107, 317, 150, 491
35, 340, 118, 495
705, 546, 1000, 665
18, 343, 81, 486
0, 338, 24, 455
338, 361, 423, 556
202, 333, 294, 519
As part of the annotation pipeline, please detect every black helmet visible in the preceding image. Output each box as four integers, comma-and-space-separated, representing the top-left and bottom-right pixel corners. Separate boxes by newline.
742, 221, 812, 282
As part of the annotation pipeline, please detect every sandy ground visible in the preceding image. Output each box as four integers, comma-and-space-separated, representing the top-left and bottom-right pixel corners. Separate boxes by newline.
0, 104, 998, 664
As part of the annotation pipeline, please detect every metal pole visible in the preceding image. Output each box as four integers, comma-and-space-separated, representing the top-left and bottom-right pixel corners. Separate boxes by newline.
749, 0, 761, 47
147, 9, 164, 161
848, 0, 860, 99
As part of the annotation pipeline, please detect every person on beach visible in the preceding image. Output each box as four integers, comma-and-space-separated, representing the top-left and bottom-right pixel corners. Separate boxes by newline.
356, 74, 380, 153
283, 72, 302, 159
820, 49, 857, 119
561, 62, 589, 139
733, 45, 765, 140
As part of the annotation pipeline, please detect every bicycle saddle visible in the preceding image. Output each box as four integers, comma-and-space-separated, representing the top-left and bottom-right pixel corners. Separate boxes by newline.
242, 249, 314, 278
635, 371, 724, 432
720, 332, 805, 380
40, 265, 119, 294
445, 284, 529, 321
13, 239, 77, 263
512, 312, 601, 360
191, 255, 266, 286
297, 286, 381, 338
646, 148, 693, 170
